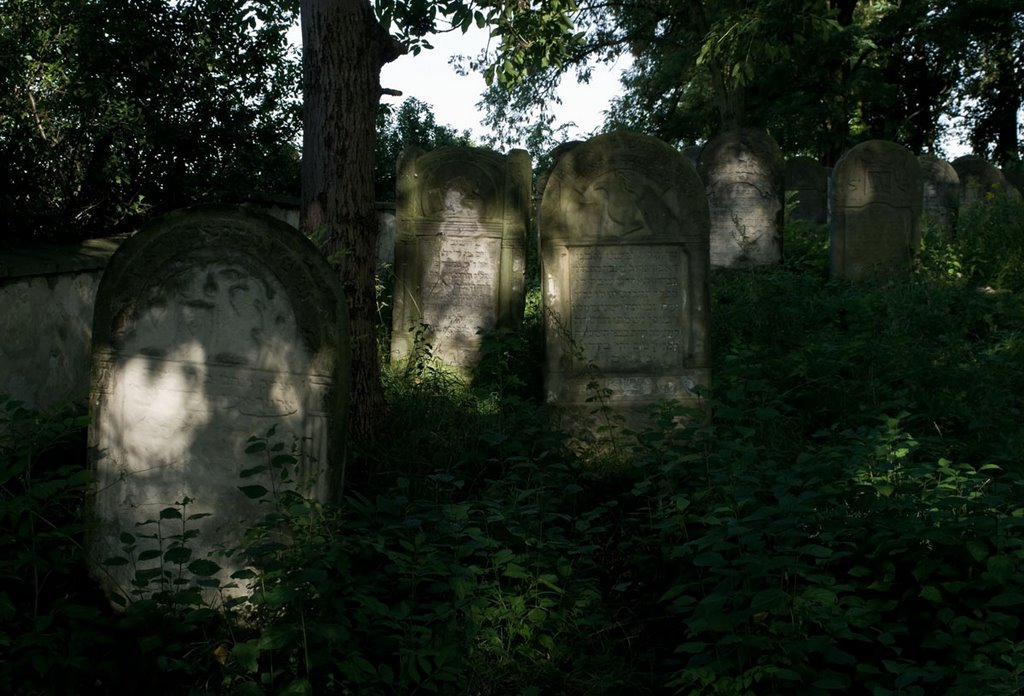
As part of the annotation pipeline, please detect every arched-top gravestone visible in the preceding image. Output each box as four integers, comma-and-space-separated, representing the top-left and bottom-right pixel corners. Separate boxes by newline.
87, 205, 350, 605
830, 140, 922, 280
699, 128, 784, 268
391, 146, 530, 373
785, 156, 828, 225
952, 155, 1015, 208
918, 155, 959, 236
540, 132, 711, 442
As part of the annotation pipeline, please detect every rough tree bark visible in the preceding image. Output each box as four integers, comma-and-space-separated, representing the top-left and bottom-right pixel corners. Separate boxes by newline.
300, 0, 401, 459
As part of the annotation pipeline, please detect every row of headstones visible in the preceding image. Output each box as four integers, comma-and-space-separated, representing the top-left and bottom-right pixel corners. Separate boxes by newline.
390, 132, 1019, 399
84, 130, 1015, 607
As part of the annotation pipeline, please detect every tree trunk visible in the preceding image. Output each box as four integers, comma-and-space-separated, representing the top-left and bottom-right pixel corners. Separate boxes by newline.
301, 0, 400, 461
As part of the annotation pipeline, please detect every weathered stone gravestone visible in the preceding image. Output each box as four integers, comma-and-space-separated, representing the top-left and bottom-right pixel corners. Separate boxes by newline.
682, 145, 703, 170
918, 155, 960, 236
785, 156, 828, 225
952, 155, 1014, 207
829, 140, 923, 280
87, 206, 349, 605
540, 132, 711, 441
375, 202, 397, 268
699, 128, 784, 267
391, 146, 530, 373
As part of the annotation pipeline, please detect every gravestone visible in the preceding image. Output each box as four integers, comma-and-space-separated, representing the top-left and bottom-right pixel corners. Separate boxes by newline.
829, 140, 922, 280
87, 205, 349, 605
918, 155, 960, 236
785, 156, 828, 224
699, 128, 784, 267
540, 132, 711, 441
375, 202, 397, 268
391, 146, 530, 373
682, 145, 703, 170
951, 155, 1013, 207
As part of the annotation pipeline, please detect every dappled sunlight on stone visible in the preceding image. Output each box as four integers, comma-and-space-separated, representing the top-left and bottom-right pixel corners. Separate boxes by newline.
87, 206, 350, 607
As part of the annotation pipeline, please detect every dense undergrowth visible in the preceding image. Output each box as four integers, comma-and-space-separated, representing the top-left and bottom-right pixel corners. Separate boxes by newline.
4, 191, 1024, 695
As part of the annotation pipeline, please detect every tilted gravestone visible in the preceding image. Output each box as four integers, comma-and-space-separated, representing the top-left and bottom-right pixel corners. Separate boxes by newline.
952, 155, 1015, 208
87, 206, 349, 605
785, 156, 828, 225
540, 132, 711, 441
918, 155, 960, 236
699, 128, 784, 268
829, 140, 923, 280
391, 146, 530, 373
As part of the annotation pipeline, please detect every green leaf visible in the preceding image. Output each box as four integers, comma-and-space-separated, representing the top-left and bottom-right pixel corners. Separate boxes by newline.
238, 485, 269, 499
966, 540, 988, 562
244, 440, 267, 454
232, 640, 261, 673
279, 679, 312, 696
164, 546, 192, 564
119, 532, 135, 545
919, 585, 943, 602
137, 549, 162, 561
988, 592, 1024, 607
188, 559, 221, 577
159, 507, 182, 519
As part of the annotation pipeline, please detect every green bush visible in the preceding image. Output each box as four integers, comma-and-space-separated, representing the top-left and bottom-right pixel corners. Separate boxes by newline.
6, 198, 1024, 693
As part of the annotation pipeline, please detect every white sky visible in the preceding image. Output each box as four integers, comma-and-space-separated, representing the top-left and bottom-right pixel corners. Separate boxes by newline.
290, 21, 976, 158
380, 24, 629, 149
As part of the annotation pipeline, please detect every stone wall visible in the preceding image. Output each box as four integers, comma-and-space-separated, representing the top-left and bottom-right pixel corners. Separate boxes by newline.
0, 237, 123, 409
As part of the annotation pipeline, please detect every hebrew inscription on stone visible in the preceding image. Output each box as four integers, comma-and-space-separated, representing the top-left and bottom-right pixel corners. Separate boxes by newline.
540, 132, 710, 443
391, 147, 530, 374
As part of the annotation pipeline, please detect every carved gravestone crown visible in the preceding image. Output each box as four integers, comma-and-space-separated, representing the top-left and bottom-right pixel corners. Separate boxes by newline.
87, 205, 349, 606
540, 132, 711, 444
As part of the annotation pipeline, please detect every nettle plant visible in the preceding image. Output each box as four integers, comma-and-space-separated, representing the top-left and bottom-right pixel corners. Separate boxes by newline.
101, 425, 316, 610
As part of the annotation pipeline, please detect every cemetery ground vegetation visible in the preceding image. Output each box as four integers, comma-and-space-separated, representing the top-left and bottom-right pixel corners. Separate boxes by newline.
5, 191, 1024, 693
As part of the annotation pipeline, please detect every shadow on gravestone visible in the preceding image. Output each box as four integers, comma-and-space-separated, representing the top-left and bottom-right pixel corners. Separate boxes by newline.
540, 132, 711, 454
699, 128, 784, 268
86, 205, 350, 607
390, 146, 531, 377
829, 140, 923, 281
918, 155, 960, 239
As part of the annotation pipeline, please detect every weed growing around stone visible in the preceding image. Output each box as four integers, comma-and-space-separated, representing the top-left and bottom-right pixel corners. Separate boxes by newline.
3, 193, 1024, 694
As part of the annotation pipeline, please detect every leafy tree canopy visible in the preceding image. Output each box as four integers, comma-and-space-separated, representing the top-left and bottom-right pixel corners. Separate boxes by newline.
0, 0, 302, 244
375, 97, 473, 200
468, 0, 1022, 165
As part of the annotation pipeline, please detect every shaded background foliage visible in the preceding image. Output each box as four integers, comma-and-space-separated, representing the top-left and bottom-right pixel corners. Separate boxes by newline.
0, 0, 302, 244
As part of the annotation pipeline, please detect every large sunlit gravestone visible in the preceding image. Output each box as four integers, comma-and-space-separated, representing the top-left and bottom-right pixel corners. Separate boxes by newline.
390, 146, 530, 374
540, 132, 711, 442
785, 156, 828, 225
87, 206, 349, 605
699, 128, 784, 268
829, 140, 923, 280
918, 155, 959, 237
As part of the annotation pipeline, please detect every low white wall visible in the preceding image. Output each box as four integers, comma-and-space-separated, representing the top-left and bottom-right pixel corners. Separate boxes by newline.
0, 238, 122, 409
